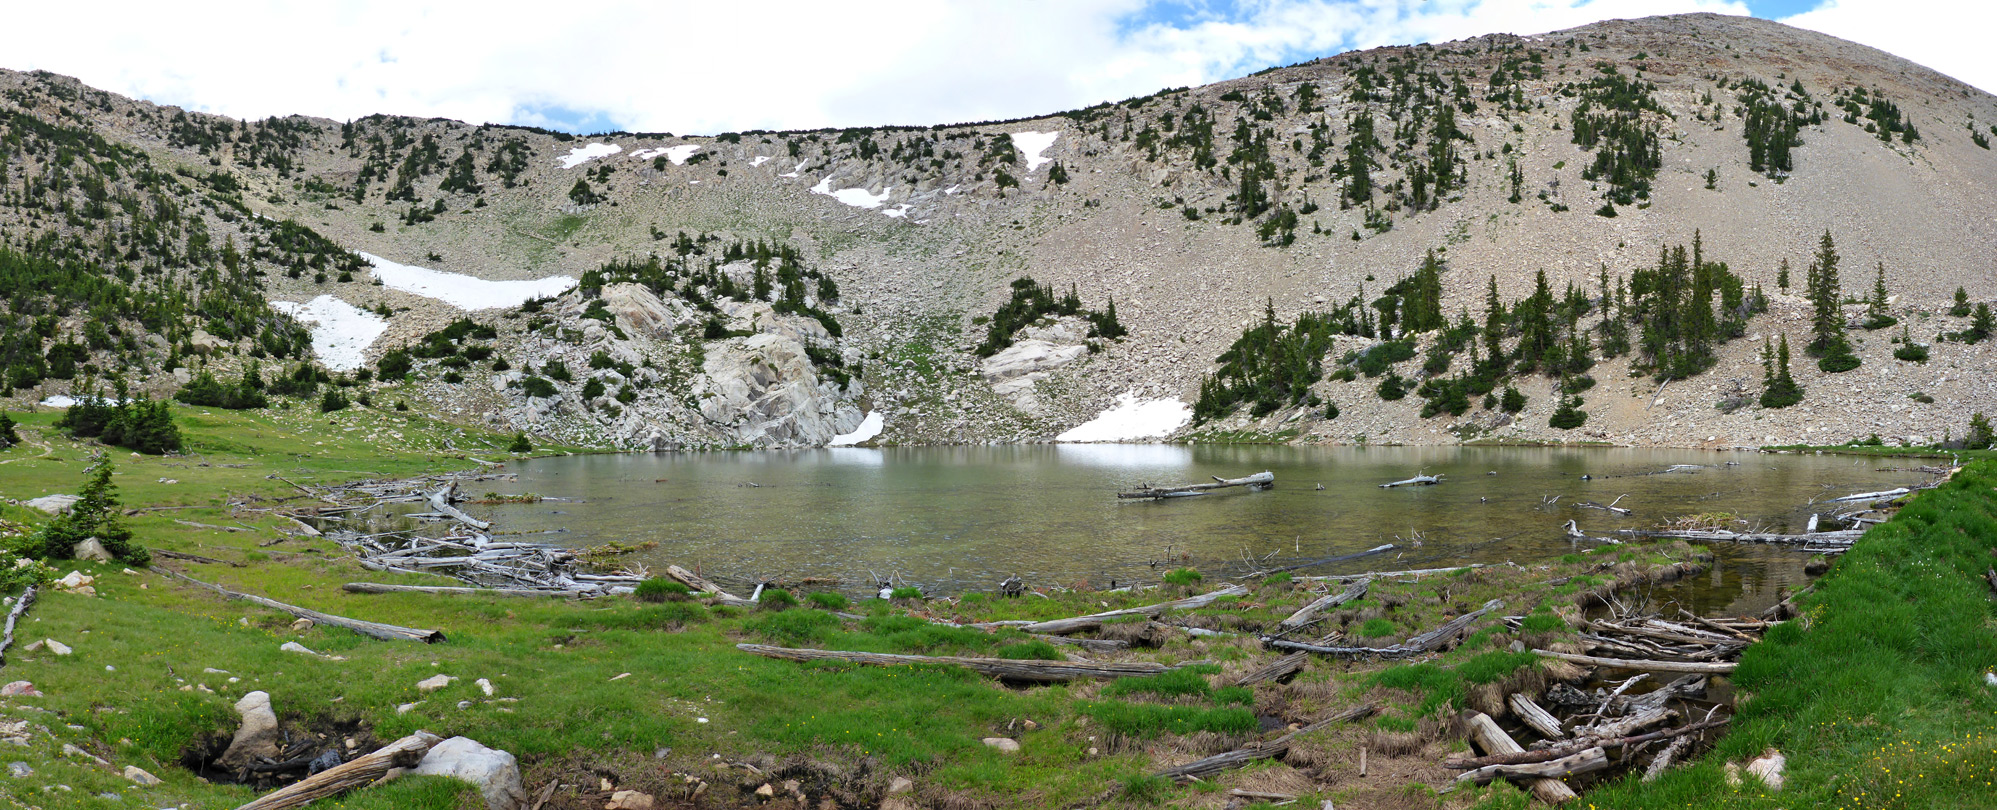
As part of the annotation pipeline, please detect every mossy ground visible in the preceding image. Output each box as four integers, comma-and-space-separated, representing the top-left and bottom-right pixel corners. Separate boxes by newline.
0, 406, 1986, 809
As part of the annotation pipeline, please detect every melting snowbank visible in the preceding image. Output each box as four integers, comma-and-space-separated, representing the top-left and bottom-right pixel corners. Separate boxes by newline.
360, 253, 576, 311
270, 295, 388, 371
810, 177, 893, 209
634, 144, 702, 165
828, 411, 884, 446
1014, 131, 1058, 171
557, 142, 622, 168
1056, 394, 1191, 442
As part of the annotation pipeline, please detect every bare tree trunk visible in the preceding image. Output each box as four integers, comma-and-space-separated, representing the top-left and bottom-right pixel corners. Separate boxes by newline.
233, 731, 442, 810
1279, 578, 1369, 629
1531, 649, 1736, 674
1461, 711, 1578, 804
0, 586, 35, 667
161, 570, 445, 643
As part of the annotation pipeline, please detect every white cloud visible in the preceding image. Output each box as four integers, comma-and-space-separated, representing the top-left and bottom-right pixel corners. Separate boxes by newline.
0, 1, 1983, 137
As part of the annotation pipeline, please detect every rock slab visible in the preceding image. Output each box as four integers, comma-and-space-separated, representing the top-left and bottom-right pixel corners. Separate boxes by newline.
413, 736, 529, 810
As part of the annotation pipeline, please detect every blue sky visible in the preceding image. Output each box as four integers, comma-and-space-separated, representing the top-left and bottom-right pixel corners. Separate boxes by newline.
1, 0, 1987, 135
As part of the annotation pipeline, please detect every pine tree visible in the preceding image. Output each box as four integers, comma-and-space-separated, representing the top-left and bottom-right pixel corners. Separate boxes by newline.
1776, 258, 1790, 290
1549, 389, 1587, 429
1760, 334, 1804, 408
32, 460, 147, 564
1862, 262, 1896, 329
1804, 231, 1845, 356
1966, 303, 1996, 344
1967, 412, 1995, 450
1950, 286, 1972, 317
0, 412, 17, 448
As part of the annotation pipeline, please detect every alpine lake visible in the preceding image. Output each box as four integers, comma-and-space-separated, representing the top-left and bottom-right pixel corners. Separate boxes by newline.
461, 445, 1929, 617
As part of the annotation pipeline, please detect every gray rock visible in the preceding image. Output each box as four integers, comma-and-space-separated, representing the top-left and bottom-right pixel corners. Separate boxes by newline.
980, 737, 1020, 753
7, 762, 30, 777
122, 765, 161, 786
694, 332, 862, 447
412, 736, 529, 810
71, 538, 112, 562
220, 691, 281, 767
24, 495, 78, 515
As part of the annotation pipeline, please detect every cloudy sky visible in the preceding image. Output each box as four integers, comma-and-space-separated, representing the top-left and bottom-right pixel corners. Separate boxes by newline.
2, 1, 1987, 135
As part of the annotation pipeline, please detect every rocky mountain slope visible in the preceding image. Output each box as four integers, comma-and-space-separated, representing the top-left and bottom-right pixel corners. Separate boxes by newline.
1, 12, 1993, 449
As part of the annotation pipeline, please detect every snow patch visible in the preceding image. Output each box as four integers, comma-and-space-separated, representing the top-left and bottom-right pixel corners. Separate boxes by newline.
883, 204, 912, 218
828, 411, 884, 446
633, 144, 702, 165
779, 160, 806, 178
1056, 394, 1192, 442
1014, 131, 1058, 171
944, 185, 960, 195
269, 295, 388, 372
750, 155, 772, 166
360, 252, 577, 311
557, 142, 621, 168
811, 178, 892, 209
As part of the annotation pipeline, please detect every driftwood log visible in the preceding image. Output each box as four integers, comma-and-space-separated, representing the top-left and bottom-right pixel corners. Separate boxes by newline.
1297, 563, 1490, 582
1279, 578, 1369, 630
233, 730, 442, 810
1508, 693, 1565, 740
666, 565, 758, 608
161, 569, 445, 643
736, 644, 1194, 683
1005, 584, 1249, 635
1531, 649, 1736, 675
427, 482, 493, 531
1119, 471, 1274, 500
1462, 711, 1578, 804
0, 585, 36, 667
343, 582, 581, 598
1266, 599, 1504, 659
153, 549, 246, 567
1456, 747, 1609, 786
1379, 474, 1443, 488
1449, 717, 1731, 769
1155, 703, 1375, 782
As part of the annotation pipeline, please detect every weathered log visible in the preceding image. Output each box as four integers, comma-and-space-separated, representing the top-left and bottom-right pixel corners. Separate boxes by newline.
428, 482, 493, 531
666, 565, 757, 608
1266, 599, 1504, 659
1254, 544, 1397, 577
342, 582, 584, 598
1280, 578, 1369, 629
1155, 703, 1374, 782
1023, 632, 1129, 653
1642, 734, 1692, 782
1461, 711, 1578, 804
1827, 487, 1911, 503
1380, 474, 1442, 488
735, 644, 1191, 683
1403, 599, 1505, 651
1230, 652, 1308, 687
1575, 499, 1634, 517
1298, 563, 1489, 582
1119, 471, 1274, 500
152, 549, 246, 567
1014, 584, 1249, 635
233, 730, 442, 810
1628, 528, 1863, 546
160, 569, 445, 643
1508, 693, 1564, 740
1456, 747, 1608, 786
1449, 717, 1730, 769
0, 585, 36, 667
1530, 649, 1736, 674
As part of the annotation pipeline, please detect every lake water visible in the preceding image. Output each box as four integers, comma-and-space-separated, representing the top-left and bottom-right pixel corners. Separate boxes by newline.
472, 446, 1924, 615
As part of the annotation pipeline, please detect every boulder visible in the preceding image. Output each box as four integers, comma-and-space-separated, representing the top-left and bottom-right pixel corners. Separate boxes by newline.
605, 789, 655, 809
695, 333, 862, 448
122, 766, 161, 786
413, 736, 529, 810
71, 538, 112, 562
25, 495, 78, 515
980, 340, 1087, 415
219, 691, 281, 767
601, 283, 681, 339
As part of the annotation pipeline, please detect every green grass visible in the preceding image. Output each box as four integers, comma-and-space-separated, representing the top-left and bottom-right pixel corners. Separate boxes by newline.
1579, 459, 1997, 809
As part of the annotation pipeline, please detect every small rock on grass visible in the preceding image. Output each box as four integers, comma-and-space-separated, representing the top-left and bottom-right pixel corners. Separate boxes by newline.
8, 762, 31, 778
416, 674, 457, 692
606, 789, 655, 809
980, 737, 1020, 753
0, 681, 41, 697
888, 777, 914, 793
413, 736, 528, 810
122, 765, 161, 786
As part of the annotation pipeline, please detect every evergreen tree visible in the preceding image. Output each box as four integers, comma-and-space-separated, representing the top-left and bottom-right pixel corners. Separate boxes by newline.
1805, 230, 1846, 356
1862, 262, 1896, 329
508, 432, 533, 453
1776, 258, 1790, 290
1950, 286, 1972, 317
1967, 412, 1995, 451
1481, 275, 1507, 374
32, 460, 148, 564
0, 412, 17, 448
1893, 324, 1929, 362
1760, 334, 1804, 408
1515, 270, 1555, 372
1549, 389, 1587, 429
1499, 385, 1526, 414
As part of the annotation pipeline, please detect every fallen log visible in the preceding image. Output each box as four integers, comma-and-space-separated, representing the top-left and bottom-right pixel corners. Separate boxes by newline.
1508, 693, 1564, 740
342, 582, 584, 598
428, 482, 493, 531
1253, 543, 1396, 577
1156, 703, 1374, 782
1827, 487, 1911, 503
1119, 471, 1274, 500
1627, 528, 1863, 546
160, 569, 445, 643
1530, 649, 1736, 675
233, 730, 442, 810
1229, 652, 1307, 687
666, 565, 758, 608
0, 585, 36, 667
1266, 599, 1504, 659
151, 549, 246, 568
1279, 578, 1369, 629
1456, 746, 1608, 786
1461, 711, 1578, 804
1012, 584, 1249, 635
735, 644, 1192, 683
1448, 717, 1730, 769
1298, 563, 1490, 582
1380, 473, 1442, 488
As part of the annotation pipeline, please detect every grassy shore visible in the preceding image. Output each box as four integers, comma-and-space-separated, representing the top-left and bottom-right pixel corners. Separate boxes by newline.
0, 406, 1988, 809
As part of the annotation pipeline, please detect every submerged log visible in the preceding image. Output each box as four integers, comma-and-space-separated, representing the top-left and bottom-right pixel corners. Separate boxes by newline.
428, 482, 493, 531
1530, 649, 1736, 674
1156, 703, 1375, 782
160, 570, 445, 643
1379, 474, 1443, 488
1461, 711, 1578, 804
735, 644, 1191, 683
1119, 471, 1275, 500
233, 730, 442, 810
1630, 528, 1863, 546
1279, 578, 1369, 630
0, 585, 36, 667
1011, 584, 1250, 635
